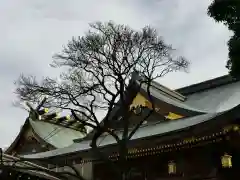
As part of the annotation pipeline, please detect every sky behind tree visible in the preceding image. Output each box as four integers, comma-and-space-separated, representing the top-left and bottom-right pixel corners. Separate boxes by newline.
0, 0, 232, 148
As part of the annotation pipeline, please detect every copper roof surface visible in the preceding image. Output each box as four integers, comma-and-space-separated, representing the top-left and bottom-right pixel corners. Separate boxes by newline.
29, 118, 85, 148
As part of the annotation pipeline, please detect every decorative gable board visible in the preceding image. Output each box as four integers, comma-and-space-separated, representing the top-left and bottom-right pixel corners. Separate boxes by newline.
9, 123, 52, 156
130, 93, 184, 120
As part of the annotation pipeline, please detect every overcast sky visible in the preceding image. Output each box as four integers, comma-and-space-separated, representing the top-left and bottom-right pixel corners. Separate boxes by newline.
0, 0, 232, 148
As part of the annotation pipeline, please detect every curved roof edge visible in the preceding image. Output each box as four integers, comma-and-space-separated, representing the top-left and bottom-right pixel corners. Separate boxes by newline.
139, 81, 208, 114
132, 71, 186, 102
29, 118, 85, 148
4, 118, 56, 154
5, 113, 86, 154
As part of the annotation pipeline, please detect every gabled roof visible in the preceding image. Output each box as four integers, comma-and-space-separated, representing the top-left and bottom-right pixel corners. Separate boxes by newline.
106, 72, 206, 121
77, 73, 240, 141
5, 114, 86, 154
146, 76, 186, 102
132, 71, 186, 102
139, 81, 206, 114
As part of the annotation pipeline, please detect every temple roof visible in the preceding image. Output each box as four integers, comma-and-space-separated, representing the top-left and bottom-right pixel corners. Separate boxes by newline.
20, 109, 235, 160
110, 74, 238, 123
139, 81, 206, 114
20, 74, 240, 160
101, 72, 207, 123
140, 74, 240, 114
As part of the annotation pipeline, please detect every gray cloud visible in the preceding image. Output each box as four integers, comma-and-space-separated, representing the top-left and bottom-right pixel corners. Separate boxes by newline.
0, 0, 232, 148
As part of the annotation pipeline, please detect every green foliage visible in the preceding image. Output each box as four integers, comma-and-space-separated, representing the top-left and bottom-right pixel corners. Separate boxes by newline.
208, 0, 240, 31
227, 34, 240, 77
208, 0, 240, 77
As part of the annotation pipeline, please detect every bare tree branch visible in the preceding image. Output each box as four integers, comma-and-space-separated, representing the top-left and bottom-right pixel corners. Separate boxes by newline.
14, 21, 189, 180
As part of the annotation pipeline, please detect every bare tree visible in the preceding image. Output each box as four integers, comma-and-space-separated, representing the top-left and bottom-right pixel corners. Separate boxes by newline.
15, 21, 189, 180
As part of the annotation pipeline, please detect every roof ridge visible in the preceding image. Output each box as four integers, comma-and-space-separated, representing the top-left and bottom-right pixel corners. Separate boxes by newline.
132, 71, 186, 101
150, 80, 186, 101
176, 74, 238, 95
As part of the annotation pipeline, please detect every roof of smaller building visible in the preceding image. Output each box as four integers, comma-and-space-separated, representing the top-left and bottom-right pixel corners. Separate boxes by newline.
29, 118, 85, 148
5, 114, 86, 154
